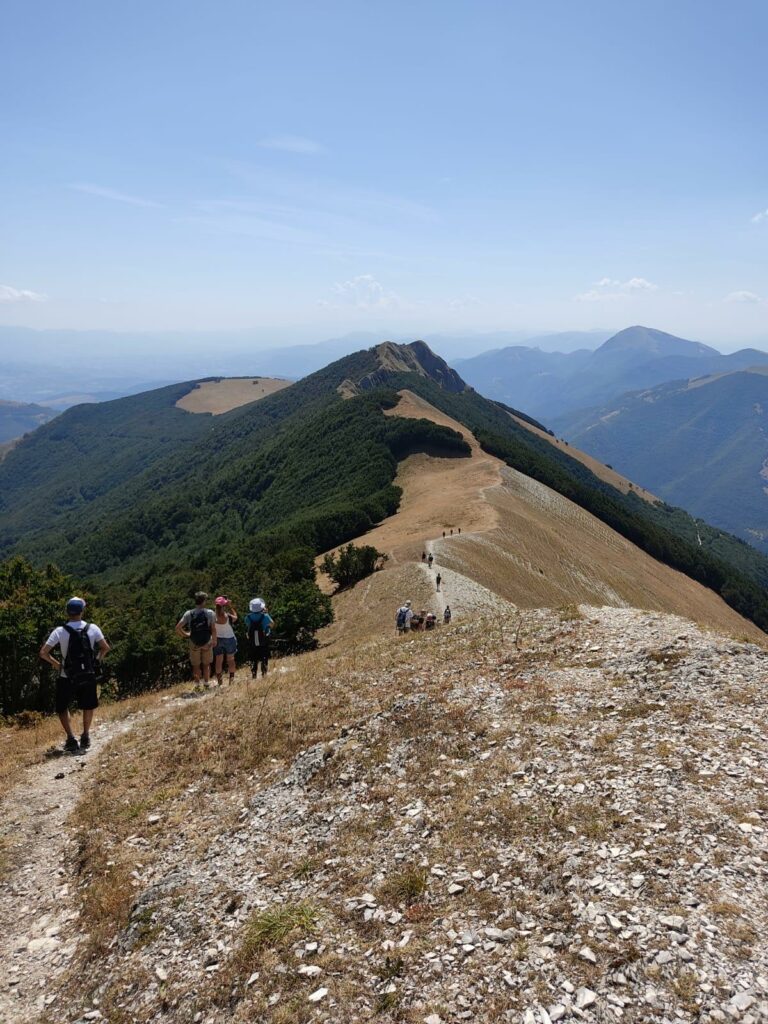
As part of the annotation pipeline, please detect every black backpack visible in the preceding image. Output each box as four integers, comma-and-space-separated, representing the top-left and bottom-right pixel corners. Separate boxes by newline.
188, 608, 212, 646
63, 624, 97, 682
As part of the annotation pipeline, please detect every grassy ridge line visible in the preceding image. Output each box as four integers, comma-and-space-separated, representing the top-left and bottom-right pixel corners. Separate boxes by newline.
381, 374, 768, 634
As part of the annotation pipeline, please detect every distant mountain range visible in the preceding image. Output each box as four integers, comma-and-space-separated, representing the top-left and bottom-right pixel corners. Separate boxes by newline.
554, 366, 768, 553
0, 399, 57, 444
456, 325, 768, 419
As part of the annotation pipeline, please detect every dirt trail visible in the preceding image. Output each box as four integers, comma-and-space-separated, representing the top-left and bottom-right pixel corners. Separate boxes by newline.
0, 689, 219, 1024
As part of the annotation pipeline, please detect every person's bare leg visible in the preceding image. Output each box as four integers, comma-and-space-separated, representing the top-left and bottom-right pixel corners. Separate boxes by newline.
202, 658, 211, 683
58, 709, 75, 739
226, 653, 236, 681
215, 652, 223, 684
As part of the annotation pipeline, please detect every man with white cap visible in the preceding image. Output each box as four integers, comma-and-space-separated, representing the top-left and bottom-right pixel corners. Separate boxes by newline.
244, 598, 275, 679
395, 600, 413, 633
39, 596, 110, 752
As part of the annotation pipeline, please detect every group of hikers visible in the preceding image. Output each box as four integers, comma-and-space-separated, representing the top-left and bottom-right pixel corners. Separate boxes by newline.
174, 592, 274, 686
402, 537, 455, 634
396, 600, 452, 633
39, 591, 275, 752
38, 534, 462, 752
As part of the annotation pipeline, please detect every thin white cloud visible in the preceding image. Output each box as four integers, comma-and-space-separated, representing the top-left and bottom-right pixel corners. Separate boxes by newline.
724, 289, 763, 304
0, 284, 46, 304
576, 276, 659, 302
448, 296, 481, 310
751, 209, 768, 224
257, 135, 325, 155
68, 183, 163, 208
319, 274, 401, 311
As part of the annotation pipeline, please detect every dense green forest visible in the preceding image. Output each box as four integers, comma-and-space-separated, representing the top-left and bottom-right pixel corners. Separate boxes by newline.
0, 358, 471, 714
2, 341, 767, 715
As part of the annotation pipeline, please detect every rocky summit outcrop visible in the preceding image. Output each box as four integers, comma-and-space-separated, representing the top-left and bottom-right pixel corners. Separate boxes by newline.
16, 605, 766, 1024
352, 341, 468, 395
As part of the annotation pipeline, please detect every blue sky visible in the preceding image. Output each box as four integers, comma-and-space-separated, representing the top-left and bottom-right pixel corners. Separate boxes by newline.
1, 0, 767, 348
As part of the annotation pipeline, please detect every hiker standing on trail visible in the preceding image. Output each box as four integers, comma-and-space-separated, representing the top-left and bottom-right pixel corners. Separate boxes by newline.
436, 572, 442, 592
396, 600, 413, 633
176, 592, 217, 686
444, 605, 452, 624
213, 596, 238, 685
427, 552, 434, 569
245, 598, 274, 679
39, 597, 110, 752
442, 531, 445, 538
421, 551, 426, 562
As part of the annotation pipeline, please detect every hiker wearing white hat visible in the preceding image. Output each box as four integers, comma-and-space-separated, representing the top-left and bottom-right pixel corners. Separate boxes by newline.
244, 598, 275, 679
395, 600, 413, 634
39, 596, 110, 752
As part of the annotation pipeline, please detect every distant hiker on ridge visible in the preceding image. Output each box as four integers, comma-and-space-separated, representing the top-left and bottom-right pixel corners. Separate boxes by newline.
175, 592, 217, 686
245, 598, 274, 679
396, 600, 413, 633
427, 552, 434, 568
436, 572, 442, 592
213, 596, 238, 685
444, 605, 452, 624
421, 551, 426, 562
39, 597, 110, 752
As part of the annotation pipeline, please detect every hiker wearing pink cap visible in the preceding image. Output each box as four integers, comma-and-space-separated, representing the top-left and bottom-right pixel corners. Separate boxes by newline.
213, 596, 239, 684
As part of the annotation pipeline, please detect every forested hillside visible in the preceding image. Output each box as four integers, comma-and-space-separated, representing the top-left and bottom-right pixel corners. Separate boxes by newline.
0, 399, 57, 444
555, 368, 768, 553
2, 341, 768, 715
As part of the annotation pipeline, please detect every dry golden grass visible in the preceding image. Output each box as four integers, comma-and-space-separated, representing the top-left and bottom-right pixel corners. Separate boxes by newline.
0, 684, 191, 792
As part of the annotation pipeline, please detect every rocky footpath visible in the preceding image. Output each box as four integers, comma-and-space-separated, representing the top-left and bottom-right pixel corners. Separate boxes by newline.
24, 608, 768, 1023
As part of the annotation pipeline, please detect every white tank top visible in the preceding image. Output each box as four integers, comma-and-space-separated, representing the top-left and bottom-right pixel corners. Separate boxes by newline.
215, 616, 235, 639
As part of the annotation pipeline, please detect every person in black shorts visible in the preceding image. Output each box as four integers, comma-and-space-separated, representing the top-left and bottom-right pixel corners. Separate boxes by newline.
39, 597, 110, 752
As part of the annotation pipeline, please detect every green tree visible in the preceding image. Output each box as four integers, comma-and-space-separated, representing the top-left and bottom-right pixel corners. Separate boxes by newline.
321, 543, 387, 591
0, 557, 87, 716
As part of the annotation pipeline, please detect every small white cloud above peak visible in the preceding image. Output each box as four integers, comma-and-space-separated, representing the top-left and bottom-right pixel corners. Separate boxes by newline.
258, 135, 325, 155
68, 183, 163, 208
0, 284, 46, 304
576, 277, 659, 302
724, 289, 763, 304
320, 273, 401, 311
750, 209, 768, 224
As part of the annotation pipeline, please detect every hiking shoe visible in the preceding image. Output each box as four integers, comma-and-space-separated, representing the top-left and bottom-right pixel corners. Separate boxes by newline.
64, 736, 79, 753
79, 733, 91, 750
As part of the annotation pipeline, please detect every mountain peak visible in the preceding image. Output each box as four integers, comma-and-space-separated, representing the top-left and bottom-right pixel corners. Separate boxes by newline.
598, 325, 718, 359
341, 340, 468, 396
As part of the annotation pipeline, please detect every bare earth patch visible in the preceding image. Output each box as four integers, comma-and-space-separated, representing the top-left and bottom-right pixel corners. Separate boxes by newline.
176, 377, 291, 415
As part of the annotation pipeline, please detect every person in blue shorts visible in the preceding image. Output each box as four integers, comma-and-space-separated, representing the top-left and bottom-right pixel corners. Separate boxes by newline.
213, 596, 239, 685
